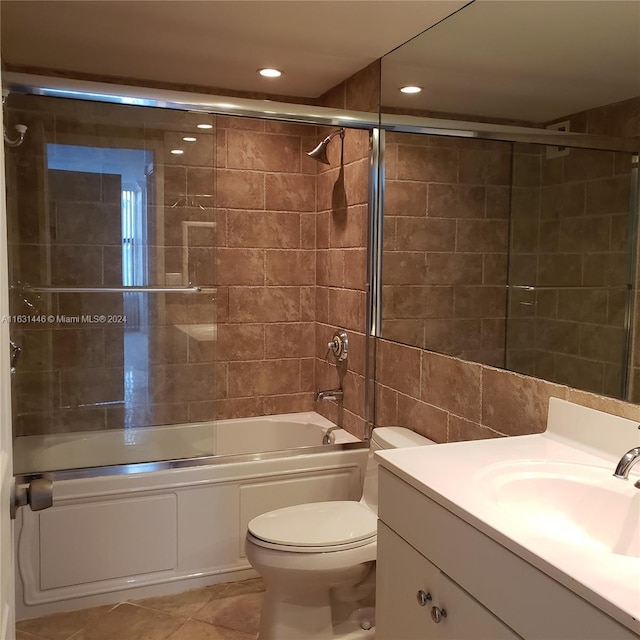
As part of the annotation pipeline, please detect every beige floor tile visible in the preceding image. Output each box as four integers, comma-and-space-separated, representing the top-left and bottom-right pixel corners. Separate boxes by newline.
193, 592, 263, 636
218, 578, 264, 599
16, 604, 115, 640
71, 603, 184, 640
132, 585, 224, 618
167, 619, 254, 640
17, 630, 50, 640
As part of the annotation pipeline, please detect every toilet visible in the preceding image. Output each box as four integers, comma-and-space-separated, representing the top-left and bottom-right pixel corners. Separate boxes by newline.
245, 427, 434, 640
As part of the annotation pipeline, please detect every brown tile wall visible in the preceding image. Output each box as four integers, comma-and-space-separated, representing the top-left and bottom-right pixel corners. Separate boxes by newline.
507, 142, 634, 397
573, 98, 640, 401
375, 337, 640, 443
383, 133, 511, 367
213, 116, 318, 419
374, 98, 640, 443
309, 62, 380, 439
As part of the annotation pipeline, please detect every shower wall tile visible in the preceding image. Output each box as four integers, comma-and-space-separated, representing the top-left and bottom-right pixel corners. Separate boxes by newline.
265, 174, 315, 211
228, 287, 300, 323
226, 210, 301, 248
312, 76, 374, 433
216, 248, 265, 285
507, 129, 633, 394
383, 132, 511, 365
397, 145, 458, 183
227, 360, 302, 397
327, 288, 366, 333
395, 218, 456, 252
216, 324, 264, 361
384, 181, 428, 217
263, 393, 316, 416
343, 249, 367, 291
300, 287, 315, 321
265, 250, 315, 285
214, 397, 265, 420
427, 183, 486, 219
301, 214, 316, 248
330, 204, 368, 248
216, 170, 265, 209
213, 116, 319, 419
265, 323, 315, 359
300, 358, 316, 391
315, 286, 329, 324
227, 131, 301, 172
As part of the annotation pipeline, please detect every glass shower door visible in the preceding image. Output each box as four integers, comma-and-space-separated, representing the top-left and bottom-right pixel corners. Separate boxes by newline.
4, 92, 218, 473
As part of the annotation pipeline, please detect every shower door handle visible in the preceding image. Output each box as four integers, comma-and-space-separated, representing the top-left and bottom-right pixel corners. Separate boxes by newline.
10, 477, 53, 519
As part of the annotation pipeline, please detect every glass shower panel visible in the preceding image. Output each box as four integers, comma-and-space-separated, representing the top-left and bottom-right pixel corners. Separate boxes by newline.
4, 93, 217, 473
506, 143, 636, 398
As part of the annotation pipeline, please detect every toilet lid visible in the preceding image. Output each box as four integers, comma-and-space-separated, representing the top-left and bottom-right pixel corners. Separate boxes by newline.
248, 501, 377, 548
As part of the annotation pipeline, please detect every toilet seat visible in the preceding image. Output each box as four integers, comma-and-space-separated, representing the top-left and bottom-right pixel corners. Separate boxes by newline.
248, 501, 377, 553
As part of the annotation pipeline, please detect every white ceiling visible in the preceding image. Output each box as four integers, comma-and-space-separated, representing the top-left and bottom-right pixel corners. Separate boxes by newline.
382, 0, 640, 123
0, 0, 468, 99
3, 1, 637, 123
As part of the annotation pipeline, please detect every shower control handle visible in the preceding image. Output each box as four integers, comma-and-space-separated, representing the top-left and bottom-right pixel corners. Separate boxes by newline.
326, 330, 348, 362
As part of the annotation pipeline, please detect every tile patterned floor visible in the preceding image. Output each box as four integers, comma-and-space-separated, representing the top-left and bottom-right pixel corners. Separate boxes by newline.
16, 578, 264, 640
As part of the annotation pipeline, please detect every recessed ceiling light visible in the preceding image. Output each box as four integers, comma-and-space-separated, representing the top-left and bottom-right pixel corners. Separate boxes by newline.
400, 85, 423, 94
197, 123, 213, 129
170, 149, 184, 155
182, 136, 197, 142
258, 68, 283, 78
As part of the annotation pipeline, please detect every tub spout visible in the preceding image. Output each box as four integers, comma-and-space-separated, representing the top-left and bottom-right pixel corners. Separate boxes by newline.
315, 389, 343, 402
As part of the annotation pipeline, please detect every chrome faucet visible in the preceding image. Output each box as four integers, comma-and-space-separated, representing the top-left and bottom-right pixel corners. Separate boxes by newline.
315, 389, 344, 402
613, 447, 640, 488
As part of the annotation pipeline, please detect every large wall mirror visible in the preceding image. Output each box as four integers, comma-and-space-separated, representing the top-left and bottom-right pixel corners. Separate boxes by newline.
379, 1, 640, 401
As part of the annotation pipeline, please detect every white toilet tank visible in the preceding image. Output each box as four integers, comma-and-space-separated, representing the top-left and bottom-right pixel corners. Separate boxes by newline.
360, 427, 434, 513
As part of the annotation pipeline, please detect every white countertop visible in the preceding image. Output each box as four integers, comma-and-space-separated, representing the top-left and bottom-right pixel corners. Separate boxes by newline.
376, 419, 640, 634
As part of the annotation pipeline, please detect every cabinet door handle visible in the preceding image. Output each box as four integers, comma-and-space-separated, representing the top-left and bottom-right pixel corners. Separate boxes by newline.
416, 590, 432, 606
430, 606, 447, 623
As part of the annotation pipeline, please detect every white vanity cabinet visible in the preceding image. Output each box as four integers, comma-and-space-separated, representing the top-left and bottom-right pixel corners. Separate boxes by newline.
376, 467, 639, 640
377, 521, 520, 640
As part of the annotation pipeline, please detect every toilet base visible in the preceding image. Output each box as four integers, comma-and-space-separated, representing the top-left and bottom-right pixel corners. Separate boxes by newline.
247, 535, 376, 640
256, 569, 374, 640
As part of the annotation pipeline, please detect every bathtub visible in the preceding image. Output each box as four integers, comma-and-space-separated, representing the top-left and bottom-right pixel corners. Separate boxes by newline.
13, 412, 355, 473
14, 412, 368, 619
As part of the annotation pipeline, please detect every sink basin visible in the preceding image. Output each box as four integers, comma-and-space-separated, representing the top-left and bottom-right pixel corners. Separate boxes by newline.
481, 461, 640, 558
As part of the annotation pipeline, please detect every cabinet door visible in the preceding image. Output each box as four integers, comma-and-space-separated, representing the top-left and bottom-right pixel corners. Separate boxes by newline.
377, 522, 522, 640
438, 573, 522, 640
377, 522, 444, 640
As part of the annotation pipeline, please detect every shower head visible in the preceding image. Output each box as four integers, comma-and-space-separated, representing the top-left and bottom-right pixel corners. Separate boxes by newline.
307, 128, 345, 165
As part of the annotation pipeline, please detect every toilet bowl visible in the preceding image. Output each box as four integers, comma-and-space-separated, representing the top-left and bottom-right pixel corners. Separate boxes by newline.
245, 427, 434, 640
